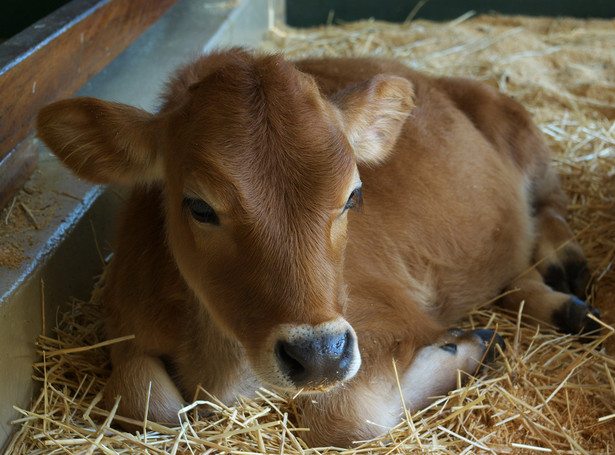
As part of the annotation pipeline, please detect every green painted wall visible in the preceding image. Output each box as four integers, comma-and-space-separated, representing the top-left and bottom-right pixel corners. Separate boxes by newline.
287, 0, 615, 27
4, 0, 614, 41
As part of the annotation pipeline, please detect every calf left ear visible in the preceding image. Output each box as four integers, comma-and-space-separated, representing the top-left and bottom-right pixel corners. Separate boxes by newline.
334, 75, 414, 165
37, 97, 162, 184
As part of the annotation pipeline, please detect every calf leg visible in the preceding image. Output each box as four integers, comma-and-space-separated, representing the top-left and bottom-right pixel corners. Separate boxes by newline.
532, 169, 591, 299
501, 268, 600, 336
296, 329, 503, 447
501, 167, 600, 336
401, 328, 504, 410
104, 348, 184, 426
533, 207, 590, 300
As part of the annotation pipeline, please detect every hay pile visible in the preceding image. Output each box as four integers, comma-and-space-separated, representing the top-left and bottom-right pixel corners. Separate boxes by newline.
6, 14, 615, 454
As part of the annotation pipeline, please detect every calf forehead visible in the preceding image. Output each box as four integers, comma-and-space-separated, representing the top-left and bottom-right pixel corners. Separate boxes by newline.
172, 54, 356, 217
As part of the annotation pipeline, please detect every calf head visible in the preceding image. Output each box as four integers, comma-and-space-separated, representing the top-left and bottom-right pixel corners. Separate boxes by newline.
37, 50, 414, 391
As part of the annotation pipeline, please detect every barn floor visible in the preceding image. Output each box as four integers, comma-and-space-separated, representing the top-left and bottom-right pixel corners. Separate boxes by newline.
5, 13, 615, 455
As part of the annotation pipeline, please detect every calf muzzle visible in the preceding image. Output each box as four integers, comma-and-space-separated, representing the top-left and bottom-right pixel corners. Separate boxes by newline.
275, 322, 359, 389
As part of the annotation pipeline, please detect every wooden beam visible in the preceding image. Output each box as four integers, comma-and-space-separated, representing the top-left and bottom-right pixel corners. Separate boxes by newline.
0, 0, 179, 208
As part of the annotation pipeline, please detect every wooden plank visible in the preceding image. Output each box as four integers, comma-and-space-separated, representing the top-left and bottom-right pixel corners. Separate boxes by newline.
0, 143, 38, 209
0, 0, 179, 208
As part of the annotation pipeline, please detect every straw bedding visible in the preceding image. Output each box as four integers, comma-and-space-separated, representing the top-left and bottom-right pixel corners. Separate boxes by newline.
6, 14, 615, 454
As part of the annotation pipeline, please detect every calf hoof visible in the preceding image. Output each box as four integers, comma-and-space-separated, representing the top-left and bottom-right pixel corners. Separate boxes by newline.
553, 296, 601, 340
544, 258, 590, 300
566, 259, 591, 300
439, 343, 458, 354
469, 329, 506, 365
438, 329, 505, 369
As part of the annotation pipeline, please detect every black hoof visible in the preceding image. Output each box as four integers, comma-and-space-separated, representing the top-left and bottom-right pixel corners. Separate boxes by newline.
553, 296, 601, 340
566, 259, 590, 300
544, 259, 590, 300
469, 329, 506, 365
439, 343, 458, 354
544, 264, 571, 295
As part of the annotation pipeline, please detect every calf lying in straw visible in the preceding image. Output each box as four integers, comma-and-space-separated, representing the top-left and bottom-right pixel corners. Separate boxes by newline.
37, 48, 600, 447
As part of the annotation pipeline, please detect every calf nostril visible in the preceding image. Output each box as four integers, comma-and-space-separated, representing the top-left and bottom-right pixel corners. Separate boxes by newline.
337, 329, 354, 370
275, 340, 307, 383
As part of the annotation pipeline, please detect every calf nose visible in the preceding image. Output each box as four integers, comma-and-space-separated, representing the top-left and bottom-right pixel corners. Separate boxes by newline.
275, 329, 357, 388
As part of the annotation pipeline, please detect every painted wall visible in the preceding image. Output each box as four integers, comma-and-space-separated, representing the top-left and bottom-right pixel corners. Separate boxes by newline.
287, 0, 615, 27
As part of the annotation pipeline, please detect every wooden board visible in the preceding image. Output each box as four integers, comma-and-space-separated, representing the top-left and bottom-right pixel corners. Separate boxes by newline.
0, 0, 179, 209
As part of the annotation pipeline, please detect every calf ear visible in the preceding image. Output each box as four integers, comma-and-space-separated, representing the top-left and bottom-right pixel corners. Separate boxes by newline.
334, 75, 414, 165
37, 97, 163, 184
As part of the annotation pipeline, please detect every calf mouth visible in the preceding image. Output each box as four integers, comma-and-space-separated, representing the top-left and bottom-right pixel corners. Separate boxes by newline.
301, 382, 341, 393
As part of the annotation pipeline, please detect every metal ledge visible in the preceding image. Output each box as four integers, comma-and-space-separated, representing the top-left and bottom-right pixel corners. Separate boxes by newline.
0, 0, 283, 447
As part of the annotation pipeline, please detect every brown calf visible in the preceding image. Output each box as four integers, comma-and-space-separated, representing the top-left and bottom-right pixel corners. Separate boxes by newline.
37, 48, 600, 447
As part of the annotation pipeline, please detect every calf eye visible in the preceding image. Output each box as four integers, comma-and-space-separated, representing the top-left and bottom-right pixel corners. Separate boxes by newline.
183, 197, 219, 225
344, 186, 363, 212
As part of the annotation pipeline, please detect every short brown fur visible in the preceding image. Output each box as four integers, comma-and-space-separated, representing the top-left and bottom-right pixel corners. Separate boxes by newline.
36, 49, 597, 447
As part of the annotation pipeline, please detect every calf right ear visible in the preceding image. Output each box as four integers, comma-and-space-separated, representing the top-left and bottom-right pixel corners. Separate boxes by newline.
37, 97, 163, 184
333, 75, 414, 165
